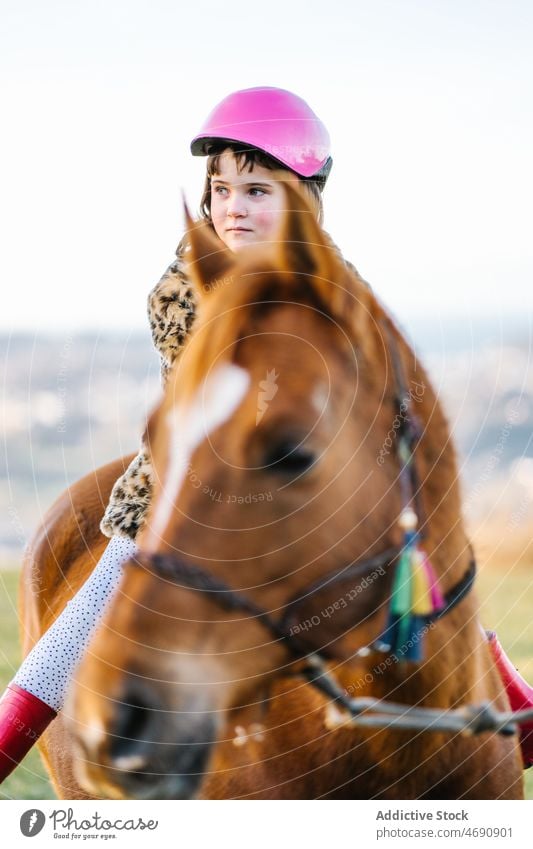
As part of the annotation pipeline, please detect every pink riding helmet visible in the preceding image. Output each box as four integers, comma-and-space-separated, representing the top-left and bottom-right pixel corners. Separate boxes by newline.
190, 86, 332, 181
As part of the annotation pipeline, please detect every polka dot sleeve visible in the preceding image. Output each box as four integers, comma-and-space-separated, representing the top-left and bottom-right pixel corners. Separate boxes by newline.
13, 535, 138, 712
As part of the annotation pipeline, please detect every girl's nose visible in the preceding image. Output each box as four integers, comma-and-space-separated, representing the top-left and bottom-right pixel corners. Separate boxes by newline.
227, 192, 247, 218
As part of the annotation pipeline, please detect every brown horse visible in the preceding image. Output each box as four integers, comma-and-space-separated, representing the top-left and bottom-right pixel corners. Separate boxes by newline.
21, 182, 523, 799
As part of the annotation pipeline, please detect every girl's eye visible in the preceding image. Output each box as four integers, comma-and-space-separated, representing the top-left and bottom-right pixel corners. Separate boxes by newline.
249, 187, 267, 197
213, 185, 228, 196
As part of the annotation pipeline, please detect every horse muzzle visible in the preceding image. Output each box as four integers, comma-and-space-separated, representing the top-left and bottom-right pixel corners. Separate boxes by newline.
67, 675, 218, 800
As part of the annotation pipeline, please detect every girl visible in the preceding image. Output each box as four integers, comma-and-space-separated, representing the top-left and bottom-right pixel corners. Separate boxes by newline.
0, 87, 531, 785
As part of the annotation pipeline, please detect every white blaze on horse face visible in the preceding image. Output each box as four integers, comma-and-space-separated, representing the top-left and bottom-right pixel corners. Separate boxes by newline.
311, 381, 329, 418
148, 363, 251, 542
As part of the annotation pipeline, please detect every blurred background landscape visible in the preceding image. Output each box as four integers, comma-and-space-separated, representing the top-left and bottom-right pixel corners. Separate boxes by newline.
2, 316, 532, 569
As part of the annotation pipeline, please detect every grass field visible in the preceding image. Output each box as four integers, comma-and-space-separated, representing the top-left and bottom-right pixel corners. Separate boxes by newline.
1, 563, 532, 800
0, 569, 56, 799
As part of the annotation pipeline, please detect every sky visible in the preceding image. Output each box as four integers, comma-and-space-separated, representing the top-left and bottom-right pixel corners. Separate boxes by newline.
1, 0, 532, 332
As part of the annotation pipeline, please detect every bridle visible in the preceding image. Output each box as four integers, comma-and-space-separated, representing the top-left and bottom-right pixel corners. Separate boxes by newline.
127, 317, 529, 740
129, 545, 476, 664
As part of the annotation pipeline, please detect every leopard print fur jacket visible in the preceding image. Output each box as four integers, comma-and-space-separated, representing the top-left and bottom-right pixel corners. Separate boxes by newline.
99, 237, 363, 542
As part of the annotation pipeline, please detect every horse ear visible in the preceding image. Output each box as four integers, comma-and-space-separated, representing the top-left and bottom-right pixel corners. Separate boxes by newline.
277, 181, 378, 356
182, 195, 234, 300
276, 180, 342, 309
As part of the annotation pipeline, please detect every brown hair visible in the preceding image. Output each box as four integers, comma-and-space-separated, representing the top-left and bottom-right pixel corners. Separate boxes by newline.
177, 142, 326, 257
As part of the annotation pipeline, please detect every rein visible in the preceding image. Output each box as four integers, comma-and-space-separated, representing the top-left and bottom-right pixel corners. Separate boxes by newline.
127, 316, 531, 739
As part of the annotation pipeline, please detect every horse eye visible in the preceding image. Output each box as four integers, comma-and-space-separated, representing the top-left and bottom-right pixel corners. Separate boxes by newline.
262, 438, 317, 476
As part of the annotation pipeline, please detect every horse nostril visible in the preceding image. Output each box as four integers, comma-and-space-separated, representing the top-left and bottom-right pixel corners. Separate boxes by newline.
79, 682, 218, 798
108, 689, 158, 766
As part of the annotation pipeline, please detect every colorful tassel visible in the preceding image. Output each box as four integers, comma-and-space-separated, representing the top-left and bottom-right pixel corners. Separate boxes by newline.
374, 510, 445, 662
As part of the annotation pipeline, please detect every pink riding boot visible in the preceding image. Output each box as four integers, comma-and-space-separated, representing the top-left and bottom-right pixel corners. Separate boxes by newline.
0, 683, 57, 782
486, 630, 533, 768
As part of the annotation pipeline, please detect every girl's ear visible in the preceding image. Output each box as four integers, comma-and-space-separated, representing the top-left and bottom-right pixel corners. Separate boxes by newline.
182, 197, 234, 301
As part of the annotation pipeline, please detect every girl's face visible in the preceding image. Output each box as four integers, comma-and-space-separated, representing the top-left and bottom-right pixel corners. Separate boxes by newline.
210, 150, 289, 253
